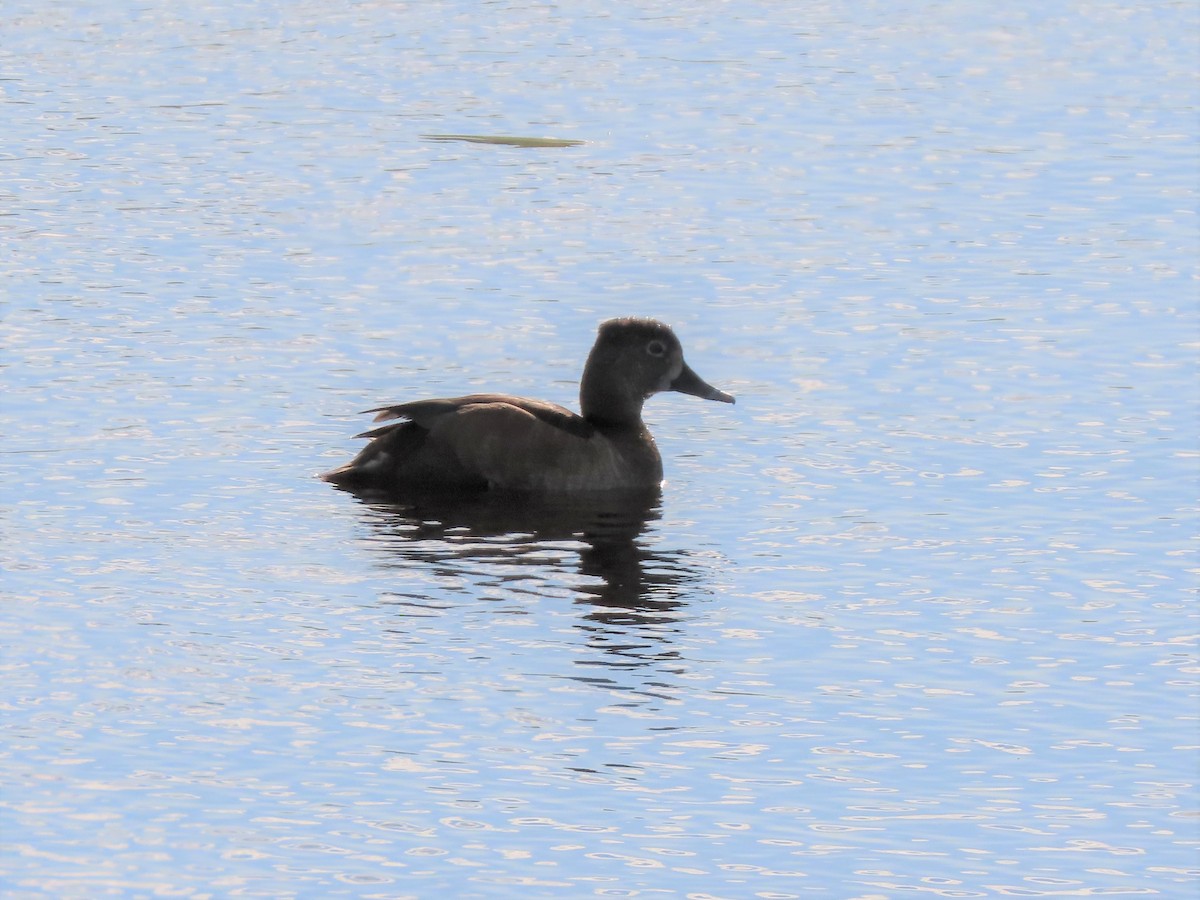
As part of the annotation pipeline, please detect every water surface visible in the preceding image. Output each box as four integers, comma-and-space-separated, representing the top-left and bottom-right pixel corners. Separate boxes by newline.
2, 0, 1197, 896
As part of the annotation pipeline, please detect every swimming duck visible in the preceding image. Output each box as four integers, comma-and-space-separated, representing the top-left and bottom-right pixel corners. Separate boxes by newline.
321, 317, 734, 492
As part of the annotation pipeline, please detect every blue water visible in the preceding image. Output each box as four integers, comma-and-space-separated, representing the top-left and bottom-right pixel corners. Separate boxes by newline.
2, 0, 1196, 896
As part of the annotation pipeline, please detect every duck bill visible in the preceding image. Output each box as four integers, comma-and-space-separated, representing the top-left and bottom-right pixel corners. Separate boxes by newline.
670, 361, 735, 404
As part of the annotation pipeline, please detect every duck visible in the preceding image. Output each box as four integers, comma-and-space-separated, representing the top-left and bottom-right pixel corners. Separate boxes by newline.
321, 317, 735, 492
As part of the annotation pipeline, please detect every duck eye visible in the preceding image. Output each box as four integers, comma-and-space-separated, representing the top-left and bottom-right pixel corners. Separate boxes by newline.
646, 340, 667, 357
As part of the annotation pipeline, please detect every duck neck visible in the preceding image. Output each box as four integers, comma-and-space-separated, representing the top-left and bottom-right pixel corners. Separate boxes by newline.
580, 377, 646, 430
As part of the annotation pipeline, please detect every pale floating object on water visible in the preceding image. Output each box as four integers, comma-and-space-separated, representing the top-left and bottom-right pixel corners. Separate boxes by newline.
422, 133, 585, 148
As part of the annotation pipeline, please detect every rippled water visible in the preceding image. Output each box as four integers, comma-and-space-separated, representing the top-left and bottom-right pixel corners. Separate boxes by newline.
3, 0, 1197, 897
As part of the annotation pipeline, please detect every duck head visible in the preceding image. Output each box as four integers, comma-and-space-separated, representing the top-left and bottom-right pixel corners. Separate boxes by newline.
580, 317, 735, 428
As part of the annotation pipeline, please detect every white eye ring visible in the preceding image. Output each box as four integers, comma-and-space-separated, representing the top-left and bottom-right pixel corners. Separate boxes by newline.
646, 340, 667, 357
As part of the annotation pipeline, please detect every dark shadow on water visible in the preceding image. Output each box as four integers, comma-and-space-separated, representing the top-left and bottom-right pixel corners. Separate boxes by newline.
331, 483, 715, 707
331, 485, 708, 662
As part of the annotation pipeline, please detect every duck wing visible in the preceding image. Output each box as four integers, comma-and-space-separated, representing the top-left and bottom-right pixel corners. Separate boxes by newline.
366, 393, 595, 439
322, 394, 602, 489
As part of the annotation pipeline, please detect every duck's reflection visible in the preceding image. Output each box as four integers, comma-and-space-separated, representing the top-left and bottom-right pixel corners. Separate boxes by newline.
333, 484, 704, 670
